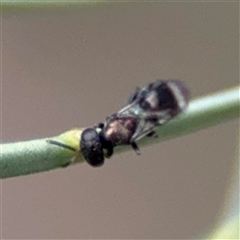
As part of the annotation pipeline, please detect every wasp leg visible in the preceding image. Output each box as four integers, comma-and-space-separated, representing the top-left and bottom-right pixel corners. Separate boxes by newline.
131, 141, 141, 155
105, 146, 114, 158
146, 131, 158, 138
61, 162, 71, 168
99, 132, 114, 159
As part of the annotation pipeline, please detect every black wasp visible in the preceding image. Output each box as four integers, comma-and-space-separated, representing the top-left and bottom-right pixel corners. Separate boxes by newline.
81, 79, 190, 167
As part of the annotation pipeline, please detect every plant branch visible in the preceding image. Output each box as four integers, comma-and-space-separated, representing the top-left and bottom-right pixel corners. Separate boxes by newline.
0, 129, 83, 179
1, 85, 239, 179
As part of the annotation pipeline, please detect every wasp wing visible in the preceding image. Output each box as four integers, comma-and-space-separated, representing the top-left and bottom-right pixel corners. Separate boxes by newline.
116, 79, 190, 142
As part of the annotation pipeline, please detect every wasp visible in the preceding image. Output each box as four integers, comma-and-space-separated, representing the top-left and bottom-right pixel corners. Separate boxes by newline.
81, 79, 190, 167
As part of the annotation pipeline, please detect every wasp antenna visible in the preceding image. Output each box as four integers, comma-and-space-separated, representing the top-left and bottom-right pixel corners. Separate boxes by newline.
46, 139, 77, 152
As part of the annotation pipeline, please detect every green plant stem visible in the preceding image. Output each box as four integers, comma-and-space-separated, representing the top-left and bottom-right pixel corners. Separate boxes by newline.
1, 86, 239, 179
1, 130, 84, 179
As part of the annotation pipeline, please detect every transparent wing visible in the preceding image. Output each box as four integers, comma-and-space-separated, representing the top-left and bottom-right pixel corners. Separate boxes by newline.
116, 79, 190, 142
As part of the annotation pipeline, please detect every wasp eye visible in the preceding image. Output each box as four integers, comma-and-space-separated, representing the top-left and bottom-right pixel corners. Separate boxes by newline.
81, 128, 98, 142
